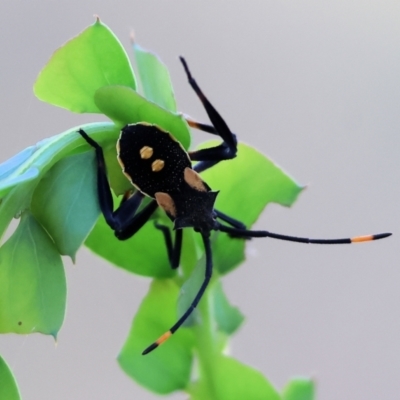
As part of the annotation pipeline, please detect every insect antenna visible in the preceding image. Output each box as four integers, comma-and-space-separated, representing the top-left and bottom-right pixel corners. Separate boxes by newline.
142, 232, 213, 355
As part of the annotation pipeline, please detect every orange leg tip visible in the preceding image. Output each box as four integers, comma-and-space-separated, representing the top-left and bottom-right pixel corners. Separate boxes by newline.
351, 232, 392, 243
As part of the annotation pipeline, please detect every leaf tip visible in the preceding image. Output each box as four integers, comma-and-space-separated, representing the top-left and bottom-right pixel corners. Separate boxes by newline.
93, 14, 101, 24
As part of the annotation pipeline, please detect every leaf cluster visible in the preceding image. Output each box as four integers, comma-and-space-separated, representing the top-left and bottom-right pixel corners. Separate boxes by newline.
0, 19, 312, 400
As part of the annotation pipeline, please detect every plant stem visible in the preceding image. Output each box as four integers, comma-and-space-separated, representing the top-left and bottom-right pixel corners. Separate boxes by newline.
193, 278, 220, 399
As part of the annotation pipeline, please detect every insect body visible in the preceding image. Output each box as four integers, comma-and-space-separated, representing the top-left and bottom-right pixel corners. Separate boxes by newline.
117, 123, 218, 234
78, 57, 391, 355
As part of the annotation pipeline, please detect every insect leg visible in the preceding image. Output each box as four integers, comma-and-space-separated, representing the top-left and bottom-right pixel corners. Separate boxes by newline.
183, 119, 238, 173
180, 57, 237, 173
142, 232, 213, 355
114, 199, 158, 240
78, 129, 118, 227
78, 129, 158, 240
185, 118, 221, 136
214, 209, 246, 230
217, 223, 391, 244
154, 223, 183, 269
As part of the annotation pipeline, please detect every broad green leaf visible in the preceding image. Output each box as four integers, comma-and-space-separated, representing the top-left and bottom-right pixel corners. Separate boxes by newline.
94, 85, 191, 149
201, 142, 303, 274
34, 19, 136, 113
0, 212, 66, 337
133, 43, 177, 112
85, 208, 176, 278
189, 355, 281, 400
212, 280, 244, 335
0, 355, 20, 400
118, 279, 194, 394
282, 378, 315, 400
31, 152, 100, 260
0, 122, 118, 199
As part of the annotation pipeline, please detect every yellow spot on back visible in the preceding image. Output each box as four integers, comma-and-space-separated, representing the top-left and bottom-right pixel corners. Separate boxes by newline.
152, 159, 165, 172
140, 146, 153, 159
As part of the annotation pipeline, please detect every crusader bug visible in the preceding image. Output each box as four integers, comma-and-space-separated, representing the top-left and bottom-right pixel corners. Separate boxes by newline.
78, 57, 391, 355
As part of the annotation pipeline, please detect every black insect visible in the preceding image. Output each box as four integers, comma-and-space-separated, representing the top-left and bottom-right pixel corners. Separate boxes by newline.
78, 57, 391, 355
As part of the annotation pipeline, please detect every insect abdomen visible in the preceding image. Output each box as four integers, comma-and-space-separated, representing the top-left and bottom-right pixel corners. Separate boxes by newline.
117, 124, 191, 197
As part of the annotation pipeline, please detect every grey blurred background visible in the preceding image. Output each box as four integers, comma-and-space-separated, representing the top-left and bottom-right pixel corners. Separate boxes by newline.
0, 1, 399, 399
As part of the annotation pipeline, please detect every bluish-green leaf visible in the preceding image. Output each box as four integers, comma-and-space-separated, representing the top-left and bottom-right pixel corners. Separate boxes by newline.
282, 377, 315, 400
0, 212, 66, 337
0, 146, 36, 181
94, 85, 191, 149
0, 122, 117, 199
34, 19, 136, 113
31, 151, 100, 260
118, 279, 194, 394
133, 43, 177, 112
0, 168, 39, 200
0, 355, 20, 400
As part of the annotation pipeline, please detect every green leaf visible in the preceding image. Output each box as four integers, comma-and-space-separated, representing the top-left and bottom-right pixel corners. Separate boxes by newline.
0, 122, 117, 200
212, 280, 244, 335
189, 355, 281, 400
0, 355, 21, 400
0, 123, 129, 286
85, 208, 175, 278
201, 142, 304, 274
94, 85, 191, 149
118, 279, 194, 394
34, 19, 136, 113
0, 212, 66, 337
282, 377, 315, 400
31, 152, 100, 261
133, 43, 177, 112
